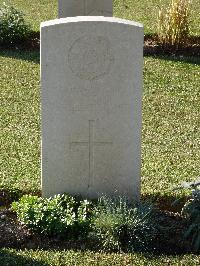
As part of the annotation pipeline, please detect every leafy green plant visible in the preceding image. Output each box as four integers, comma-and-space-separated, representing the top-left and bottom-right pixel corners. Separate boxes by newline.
92, 196, 157, 252
158, 0, 191, 47
174, 179, 200, 251
0, 3, 31, 46
12, 194, 92, 238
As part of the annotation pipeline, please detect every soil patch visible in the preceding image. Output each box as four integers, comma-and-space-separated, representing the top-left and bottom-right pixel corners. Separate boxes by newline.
0, 208, 98, 251
144, 34, 200, 57
0, 189, 41, 208
0, 207, 195, 255
0, 32, 199, 57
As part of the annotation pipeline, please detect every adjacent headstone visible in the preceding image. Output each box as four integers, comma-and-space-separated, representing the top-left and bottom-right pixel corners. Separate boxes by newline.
41, 17, 143, 201
58, 0, 113, 18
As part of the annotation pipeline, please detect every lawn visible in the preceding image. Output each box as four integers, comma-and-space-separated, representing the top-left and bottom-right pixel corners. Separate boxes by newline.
1, 51, 199, 196
1, 249, 200, 266
0, 0, 200, 265
0, 0, 199, 34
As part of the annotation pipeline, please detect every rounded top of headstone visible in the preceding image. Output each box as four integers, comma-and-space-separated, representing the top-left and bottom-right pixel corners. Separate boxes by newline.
41, 16, 143, 29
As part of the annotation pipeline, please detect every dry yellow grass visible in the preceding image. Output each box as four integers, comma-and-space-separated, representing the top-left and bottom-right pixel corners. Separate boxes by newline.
158, 0, 191, 47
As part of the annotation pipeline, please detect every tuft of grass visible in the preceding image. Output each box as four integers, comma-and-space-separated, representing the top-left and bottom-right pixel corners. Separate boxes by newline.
114, 0, 200, 35
92, 196, 157, 252
158, 0, 192, 47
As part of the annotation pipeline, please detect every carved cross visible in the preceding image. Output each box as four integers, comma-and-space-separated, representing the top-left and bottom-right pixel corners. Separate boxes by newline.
70, 120, 112, 188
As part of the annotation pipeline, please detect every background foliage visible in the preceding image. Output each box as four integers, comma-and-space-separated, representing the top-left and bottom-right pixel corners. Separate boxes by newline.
0, 0, 199, 35
0, 3, 30, 46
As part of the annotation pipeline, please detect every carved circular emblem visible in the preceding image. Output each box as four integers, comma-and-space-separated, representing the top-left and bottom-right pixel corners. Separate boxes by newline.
68, 36, 114, 80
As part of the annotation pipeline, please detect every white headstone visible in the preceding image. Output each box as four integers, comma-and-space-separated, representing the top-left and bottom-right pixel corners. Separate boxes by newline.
58, 0, 113, 18
41, 17, 143, 201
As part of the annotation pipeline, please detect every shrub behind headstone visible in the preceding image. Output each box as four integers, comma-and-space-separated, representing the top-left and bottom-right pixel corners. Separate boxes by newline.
0, 3, 30, 46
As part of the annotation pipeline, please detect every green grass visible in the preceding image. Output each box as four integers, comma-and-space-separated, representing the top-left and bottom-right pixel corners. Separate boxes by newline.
0, 0, 199, 34
0, 51, 40, 192
1, 249, 200, 266
1, 51, 199, 196
115, 0, 200, 35
0, 0, 200, 264
142, 56, 200, 196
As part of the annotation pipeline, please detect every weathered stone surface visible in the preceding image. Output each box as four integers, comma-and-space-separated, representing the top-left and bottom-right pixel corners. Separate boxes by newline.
41, 17, 143, 201
58, 0, 113, 18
